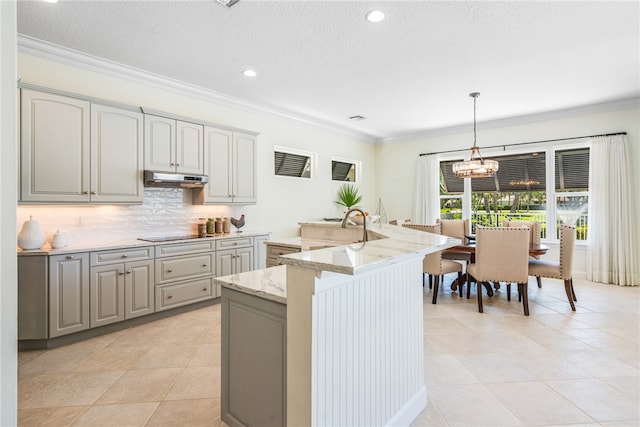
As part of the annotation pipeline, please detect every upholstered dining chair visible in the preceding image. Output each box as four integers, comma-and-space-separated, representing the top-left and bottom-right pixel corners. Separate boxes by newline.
437, 218, 472, 263
402, 223, 464, 303
503, 220, 543, 288
466, 226, 531, 315
528, 224, 577, 311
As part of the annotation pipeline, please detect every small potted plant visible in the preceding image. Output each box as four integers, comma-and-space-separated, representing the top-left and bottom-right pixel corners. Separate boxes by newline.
335, 183, 362, 211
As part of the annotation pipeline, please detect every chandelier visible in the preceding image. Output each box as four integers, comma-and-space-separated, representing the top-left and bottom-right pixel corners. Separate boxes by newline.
452, 92, 499, 178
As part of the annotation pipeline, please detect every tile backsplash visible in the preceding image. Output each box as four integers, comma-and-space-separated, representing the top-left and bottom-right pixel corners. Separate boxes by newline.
17, 188, 233, 247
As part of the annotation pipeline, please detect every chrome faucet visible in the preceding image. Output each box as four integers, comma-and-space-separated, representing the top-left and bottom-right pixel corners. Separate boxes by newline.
341, 208, 368, 242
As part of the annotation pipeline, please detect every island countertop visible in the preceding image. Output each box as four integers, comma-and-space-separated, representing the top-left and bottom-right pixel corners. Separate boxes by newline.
214, 222, 460, 303
274, 221, 459, 276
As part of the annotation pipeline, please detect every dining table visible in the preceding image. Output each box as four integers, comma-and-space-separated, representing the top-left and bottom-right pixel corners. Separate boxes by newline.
447, 239, 549, 296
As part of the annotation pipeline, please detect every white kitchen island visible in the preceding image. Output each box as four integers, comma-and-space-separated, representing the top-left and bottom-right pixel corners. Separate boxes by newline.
215, 222, 459, 427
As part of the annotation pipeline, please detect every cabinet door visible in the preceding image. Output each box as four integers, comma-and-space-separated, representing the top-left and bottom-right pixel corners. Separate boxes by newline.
254, 234, 270, 270
176, 121, 204, 174
216, 249, 236, 278
21, 90, 90, 203
49, 253, 90, 338
232, 132, 257, 204
91, 104, 144, 203
197, 126, 233, 203
126, 259, 155, 319
90, 263, 125, 328
144, 114, 175, 173
236, 246, 254, 274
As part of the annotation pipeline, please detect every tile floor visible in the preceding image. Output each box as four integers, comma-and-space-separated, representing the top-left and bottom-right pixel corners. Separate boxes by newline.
18, 277, 639, 426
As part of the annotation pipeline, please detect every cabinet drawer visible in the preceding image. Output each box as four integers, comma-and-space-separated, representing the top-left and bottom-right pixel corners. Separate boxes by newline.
155, 241, 214, 257
155, 277, 214, 311
155, 253, 214, 284
90, 246, 153, 266
216, 237, 253, 250
266, 244, 301, 259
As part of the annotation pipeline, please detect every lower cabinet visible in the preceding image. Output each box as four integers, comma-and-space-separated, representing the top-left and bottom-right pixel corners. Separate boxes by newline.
221, 287, 286, 427
155, 277, 214, 311
266, 243, 301, 268
90, 247, 155, 328
49, 253, 90, 338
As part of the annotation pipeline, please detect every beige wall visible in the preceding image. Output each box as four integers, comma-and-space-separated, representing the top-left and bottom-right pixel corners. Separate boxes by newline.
375, 105, 640, 277
17, 53, 377, 239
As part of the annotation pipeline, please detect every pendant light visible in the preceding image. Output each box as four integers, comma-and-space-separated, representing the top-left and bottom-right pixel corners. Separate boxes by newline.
452, 92, 499, 178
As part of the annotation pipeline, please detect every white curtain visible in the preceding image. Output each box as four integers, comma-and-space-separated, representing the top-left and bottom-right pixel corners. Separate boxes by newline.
413, 155, 440, 224
587, 134, 638, 286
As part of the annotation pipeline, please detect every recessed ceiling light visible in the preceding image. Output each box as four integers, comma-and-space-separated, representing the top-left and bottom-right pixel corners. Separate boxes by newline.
242, 69, 257, 78
365, 10, 385, 23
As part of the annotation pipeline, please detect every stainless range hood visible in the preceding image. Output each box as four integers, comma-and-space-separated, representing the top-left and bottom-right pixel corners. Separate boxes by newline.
143, 170, 208, 188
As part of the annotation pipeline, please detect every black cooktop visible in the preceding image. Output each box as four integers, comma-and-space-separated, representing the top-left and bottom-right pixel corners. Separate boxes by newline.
137, 235, 201, 242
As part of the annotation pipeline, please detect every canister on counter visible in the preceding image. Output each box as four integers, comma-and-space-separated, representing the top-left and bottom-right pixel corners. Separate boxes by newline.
215, 218, 223, 234
198, 218, 207, 237
206, 218, 215, 235
222, 217, 230, 233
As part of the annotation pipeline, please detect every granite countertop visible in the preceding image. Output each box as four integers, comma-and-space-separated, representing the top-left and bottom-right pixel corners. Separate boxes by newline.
273, 222, 460, 276
17, 230, 270, 256
216, 222, 460, 303
214, 265, 287, 304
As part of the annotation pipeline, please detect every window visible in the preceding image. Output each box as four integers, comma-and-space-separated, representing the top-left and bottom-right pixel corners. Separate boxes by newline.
274, 146, 315, 179
439, 145, 590, 241
331, 157, 360, 182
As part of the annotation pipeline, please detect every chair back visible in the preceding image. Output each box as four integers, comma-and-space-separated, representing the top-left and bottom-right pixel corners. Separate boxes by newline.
437, 218, 469, 243
402, 223, 441, 235
474, 226, 530, 283
502, 220, 541, 245
559, 224, 576, 279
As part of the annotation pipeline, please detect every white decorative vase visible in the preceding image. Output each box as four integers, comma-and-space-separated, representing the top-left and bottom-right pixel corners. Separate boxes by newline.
50, 230, 69, 249
17, 216, 46, 250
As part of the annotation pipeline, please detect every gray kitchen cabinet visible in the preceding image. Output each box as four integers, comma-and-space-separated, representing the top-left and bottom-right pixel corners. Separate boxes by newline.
154, 240, 216, 311
216, 237, 254, 279
144, 114, 203, 175
20, 89, 143, 204
221, 286, 286, 427
90, 247, 155, 327
265, 243, 301, 268
193, 126, 256, 205
49, 252, 90, 338
20, 89, 90, 203
254, 233, 270, 270
18, 255, 49, 340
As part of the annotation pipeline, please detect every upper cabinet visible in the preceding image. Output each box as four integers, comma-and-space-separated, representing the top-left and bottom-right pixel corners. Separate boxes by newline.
20, 89, 143, 204
144, 114, 203, 175
194, 126, 257, 205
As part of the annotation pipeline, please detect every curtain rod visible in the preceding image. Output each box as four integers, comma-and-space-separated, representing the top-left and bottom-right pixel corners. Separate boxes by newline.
418, 131, 627, 157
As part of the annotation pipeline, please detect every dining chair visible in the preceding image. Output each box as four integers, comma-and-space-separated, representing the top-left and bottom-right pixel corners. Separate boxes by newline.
402, 223, 464, 303
466, 226, 531, 315
437, 218, 472, 263
503, 220, 543, 288
389, 219, 412, 225
528, 224, 577, 311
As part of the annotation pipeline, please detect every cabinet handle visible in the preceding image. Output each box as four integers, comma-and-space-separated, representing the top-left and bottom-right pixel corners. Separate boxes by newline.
170, 162, 175, 166
119, 271, 125, 276
202, 264, 207, 267
202, 287, 207, 292
66, 255, 74, 259
122, 254, 128, 258
167, 295, 173, 299
90, 191, 96, 195
167, 269, 173, 273
81, 191, 89, 195
126, 270, 132, 274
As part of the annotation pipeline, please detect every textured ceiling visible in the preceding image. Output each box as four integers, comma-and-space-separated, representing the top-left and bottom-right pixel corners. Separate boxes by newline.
16, 0, 640, 141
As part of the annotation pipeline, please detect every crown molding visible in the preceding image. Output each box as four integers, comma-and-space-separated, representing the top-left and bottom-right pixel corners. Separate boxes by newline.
17, 35, 377, 144
378, 96, 640, 144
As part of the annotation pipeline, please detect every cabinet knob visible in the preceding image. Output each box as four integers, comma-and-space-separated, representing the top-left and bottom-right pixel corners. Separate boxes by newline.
90, 191, 96, 195
126, 270, 132, 274
202, 288, 207, 292
122, 254, 128, 258
81, 191, 89, 195
66, 255, 74, 259
167, 269, 173, 273
202, 264, 207, 267
119, 271, 125, 276
167, 295, 173, 299
170, 162, 175, 166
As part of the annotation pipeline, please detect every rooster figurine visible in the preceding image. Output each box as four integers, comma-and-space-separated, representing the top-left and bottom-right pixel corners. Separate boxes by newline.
230, 214, 245, 233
